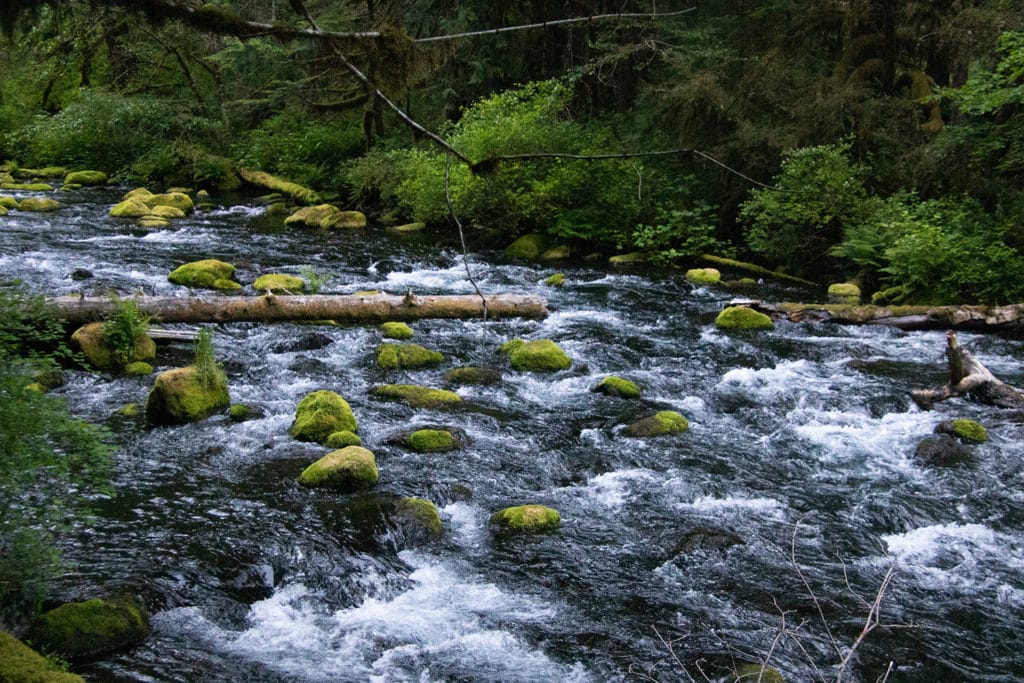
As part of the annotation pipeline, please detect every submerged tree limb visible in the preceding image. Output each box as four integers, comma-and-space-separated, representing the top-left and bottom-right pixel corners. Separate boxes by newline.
51, 293, 547, 326
911, 330, 1024, 409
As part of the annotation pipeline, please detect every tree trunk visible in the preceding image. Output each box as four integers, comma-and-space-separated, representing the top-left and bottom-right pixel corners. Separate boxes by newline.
51, 293, 547, 326
911, 331, 1024, 409
747, 301, 1024, 334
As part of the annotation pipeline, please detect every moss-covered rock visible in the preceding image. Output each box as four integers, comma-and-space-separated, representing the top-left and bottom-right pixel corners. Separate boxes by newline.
124, 188, 153, 200
266, 202, 289, 216
733, 663, 786, 683
373, 384, 462, 408
284, 204, 342, 228
500, 338, 571, 372
490, 504, 560, 533
396, 497, 443, 536
123, 361, 154, 377
828, 282, 861, 303
22, 382, 44, 393
623, 410, 689, 437
0, 630, 85, 682
0, 195, 20, 209
167, 259, 237, 289
388, 221, 426, 233
539, 245, 570, 260
321, 210, 367, 229
116, 403, 142, 417
145, 366, 230, 425
594, 375, 641, 398
544, 273, 565, 287
14, 166, 66, 178
326, 430, 362, 448
0, 205, 7, 217
289, 390, 358, 443
381, 321, 414, 339
407, 428, 460, 452
143, 192, 193, 214
298, 445, 378, 491
64, 170, 108, 186
2, 182, 54, 191
504, 233, 548, 259
147, 204, 186, 219
18, 197, 61, 212
937, 418, 988, 444
376, 343, 444, 370
71, 322, 156, 372
608, 251, 647, 265
228, 403, 253, 421
212, 278, 241, 291
685, 268, 721, 285
253, 273, 305, 294
26, 596, 150, 660
109, 198, 151, 218
715, 306, 774, 331
445, 365, 502, 385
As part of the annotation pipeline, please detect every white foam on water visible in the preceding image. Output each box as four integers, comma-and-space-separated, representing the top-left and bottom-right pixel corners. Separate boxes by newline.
579, 469, 656, 510
790, 409, 931, 473
719, 360, 817, 395
441, 502, 487, 549
167, 551, 589, 682
675, 494, 787, 521
884, 522, 997, 564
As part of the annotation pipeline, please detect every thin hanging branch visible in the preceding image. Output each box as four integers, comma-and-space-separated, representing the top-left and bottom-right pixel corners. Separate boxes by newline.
414, 8, 696, 44
445, 152, 487, 322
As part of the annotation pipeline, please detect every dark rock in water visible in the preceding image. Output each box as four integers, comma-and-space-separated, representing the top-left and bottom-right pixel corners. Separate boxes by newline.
323, 492, 442, 551
673, 526, 746, 554
269, 332, 333, 354
287, 356, 330, 375
935, 418, 987, 444
914, 434, 970, 466
27, 596, 150, 660
70, 268, 94, 281
445, 365, 502, 386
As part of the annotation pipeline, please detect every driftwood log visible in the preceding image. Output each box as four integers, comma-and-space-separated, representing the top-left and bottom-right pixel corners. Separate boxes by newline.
911, 331, 1024, 409
51, 293, 547, 326
747, 300, 1024, 334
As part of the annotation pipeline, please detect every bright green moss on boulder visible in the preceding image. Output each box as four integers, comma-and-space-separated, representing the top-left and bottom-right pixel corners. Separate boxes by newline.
168, 259, 237, 289
373, 384, 462, 408
229, 403, 254, 421
0, 206, 8, 217
124, 188, 153, 200
71, 322, 156, 372
212, 278, 242, 291
116, 403, 142, 417
26, 596, 150, 660
298, 445, 378, 491
500, 338, 571, 372
253, 273, 305, 294
544, 273, 565, 287
284, 204, 342, 228
685, 268, 721, 285
321, 210, 367, 229
445, 366, 502, 385
289, 390, 358, 443
490, 504, 560, 533
407, 429, 460, 452
18, 197, 61, 212
828, 282, 861, 303
123, 361, 154, 377
381, 322, 414, 339
397, 497, 443, 536
2, 182, 53, 191
110, 198, 151, 218
376, 343, 444, 370
594, 375, 641, 398
950, 418, 987, 444
0, 195, 18, 209
64, 170, 108, 186
623, 410, 689, 437
14, 166, 65, 178
715, 306, 774, 331
145, 366, 230, 425
539, 245, 570, 260
388, 221, 426, 233
0, 631, 85, 682
504, 233, 548, 259
147, 205, 186, 219
608, 251, 647, 265
326, 430, 362, 448
144, 192, 193, 214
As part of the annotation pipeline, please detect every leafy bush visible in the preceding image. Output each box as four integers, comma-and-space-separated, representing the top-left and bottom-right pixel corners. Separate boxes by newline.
101, 298, 151, 365
740, 142, 870, 276
0, 288, 112, 628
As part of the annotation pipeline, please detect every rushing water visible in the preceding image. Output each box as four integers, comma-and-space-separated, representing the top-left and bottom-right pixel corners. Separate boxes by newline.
4, 185, 1024, 682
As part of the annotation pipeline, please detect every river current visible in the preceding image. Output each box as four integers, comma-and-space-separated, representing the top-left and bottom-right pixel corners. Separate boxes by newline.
2, 185, 1024, 682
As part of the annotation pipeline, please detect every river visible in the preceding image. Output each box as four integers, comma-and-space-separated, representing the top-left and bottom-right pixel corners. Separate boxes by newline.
3, 185, 1024, 681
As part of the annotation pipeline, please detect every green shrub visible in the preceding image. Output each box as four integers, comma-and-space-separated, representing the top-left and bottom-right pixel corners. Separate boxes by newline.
101, 298, 151, 365
192, 328, 226, 391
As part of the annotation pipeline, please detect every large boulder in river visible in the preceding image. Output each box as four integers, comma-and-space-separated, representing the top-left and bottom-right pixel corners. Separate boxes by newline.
18, 197, 61, 212
64, 170, 108, 186
110, 198, 151, 218
0, 631, 85, 682
284, 204, 365, 229
145, 365, 230, 425
715, 306, 774, 331
71, 322, 156, 372
289, 390, 358, 443
298, 445, 378, 491
167, 259, 238, 290
144, 192, 193, 214
26, 596, 150, 660
685, 268, 721, 285
593, 375, 641, 398
913, 434, 970, 466
321, 210, 367, 229
490, 504, 560, 533
500, 338, 571, 372
504, 233, 548, 260
0, 195, 18, 209
623, 410, 689, 437
376, 343, 444, 370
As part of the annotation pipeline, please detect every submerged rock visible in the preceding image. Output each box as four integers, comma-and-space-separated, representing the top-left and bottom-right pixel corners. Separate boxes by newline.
490, 504, 561, 533
500, 338, 571, 372
623, 410, 689, 437
914, 434, 970, 466
167, 259, 237, 290
715, 306, 774, 331
376, 343, 444, 370
445, 365, 502, 385
298, 445, 378, 491
145, 365, 230, 425
27, 596, 150, 660
396, 497, 443, 536
289, 390, 358, 443
593, 375, 641, 398
673, 526, 746, 554
373, 384, 462, 408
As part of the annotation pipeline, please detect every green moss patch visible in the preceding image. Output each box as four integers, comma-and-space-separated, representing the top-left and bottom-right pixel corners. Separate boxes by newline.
145, 365, 230, 425
2, 182, 54, 191
143, 192, 193, 214
27, 596, 150, 660
284, 204, 342, 228
396, 497, 443, 536
445, 366, 502, 385
407, 429, 460, 452
373, 384, 462, 408
490, 504, 560, 533
289, 390, 358, 443
321, 210, 367, 229
168, 259, 237, 290
715, 306, 774, 331
504, 233, 548, 259
376, 343, 444, 370
594, 375, 641, 398
623, 410, 689, 437
685, 268, 721, 285
18, 197, 61, 212
381, 322, 414, 339
544, 273, 565, 287
500, 338, 571, 372
0, 195, 18, 209
109, 198, 151, 218
939, 418, 988, 444
71, 322, 155, 372
326, 430, 362, 448
0, 631, 85, 682
64, 170, 108, 186
253, 273, 305, 294
298, 446, 378, 491
123, 361, 154, 377
608, 251, 647, 265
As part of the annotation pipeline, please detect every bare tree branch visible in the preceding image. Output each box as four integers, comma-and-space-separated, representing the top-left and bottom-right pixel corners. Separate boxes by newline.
414, 8, 695, 44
